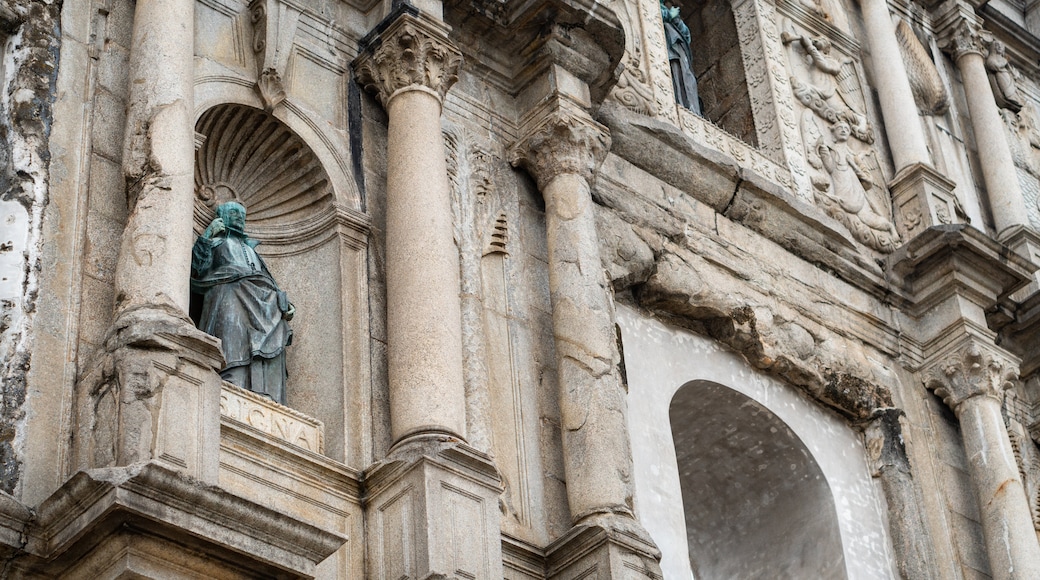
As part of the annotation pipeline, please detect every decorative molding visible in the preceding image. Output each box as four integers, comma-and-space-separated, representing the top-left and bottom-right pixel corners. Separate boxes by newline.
353, 12, 463, 108
923, 342, 1019, 410
509, 102, 611, 190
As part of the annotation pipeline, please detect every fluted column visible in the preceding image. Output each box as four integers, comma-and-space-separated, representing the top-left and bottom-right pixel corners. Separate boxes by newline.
510, 101, 636, 523
354, 11, 467, 447
938, 5, 1031, 240
860, 0, 930, 170
924, 342, 1040, 580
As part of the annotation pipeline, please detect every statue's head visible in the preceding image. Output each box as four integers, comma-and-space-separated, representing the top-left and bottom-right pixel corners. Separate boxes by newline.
992, 40, 1006, 54
830, 121, 851, 142
216, 201, 247, 235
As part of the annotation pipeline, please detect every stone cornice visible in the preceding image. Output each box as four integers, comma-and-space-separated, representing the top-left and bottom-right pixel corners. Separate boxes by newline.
509, 100, 611, 190
936, 1, 988, 60
353, 10, 462, 108
888, 225, 1034, 318
25, 463, 346, 575
923, 340, 1019, 411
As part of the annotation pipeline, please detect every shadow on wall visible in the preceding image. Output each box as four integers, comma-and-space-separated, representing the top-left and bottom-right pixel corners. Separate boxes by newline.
670, 380, 847, 580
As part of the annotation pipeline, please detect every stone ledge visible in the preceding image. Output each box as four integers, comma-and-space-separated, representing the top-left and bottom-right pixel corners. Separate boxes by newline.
20, 462, 346, 578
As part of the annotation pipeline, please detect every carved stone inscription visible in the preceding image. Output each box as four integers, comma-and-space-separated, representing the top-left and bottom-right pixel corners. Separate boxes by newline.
220, 382, 325, 453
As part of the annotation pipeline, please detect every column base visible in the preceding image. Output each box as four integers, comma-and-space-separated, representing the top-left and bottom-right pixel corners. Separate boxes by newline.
364, 438, 504, 580
14, 462, 346, 579
889, 163, 962, 241
546, 514, 663, 580
73, 307, 225, 483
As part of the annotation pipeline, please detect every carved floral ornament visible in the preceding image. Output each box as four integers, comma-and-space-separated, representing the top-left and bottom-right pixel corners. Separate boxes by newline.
923, 343, 1020, 410
353, 14, 463, 107
508, 106, 611, 190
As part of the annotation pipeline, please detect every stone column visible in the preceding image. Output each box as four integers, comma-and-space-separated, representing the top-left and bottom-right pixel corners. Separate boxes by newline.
511, 98, 661, 578
924, 343, 1040, 580
354, 10, 467, 447
937, 5, 1031, 241
860, 0, 930, 171
510, 102, 632, 522
354, 13, 505, 580
72, 0, 224, 484
858, 0, 963, 240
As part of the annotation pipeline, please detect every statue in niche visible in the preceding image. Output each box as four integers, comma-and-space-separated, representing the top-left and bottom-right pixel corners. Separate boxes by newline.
805, 117, 899, 250
661, 0, 701, 115
986, 40, 1024, 113
191, 201, 294, 405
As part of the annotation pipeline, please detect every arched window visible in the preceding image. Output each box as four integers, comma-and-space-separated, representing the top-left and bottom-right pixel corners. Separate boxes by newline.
669, 380, 847, 579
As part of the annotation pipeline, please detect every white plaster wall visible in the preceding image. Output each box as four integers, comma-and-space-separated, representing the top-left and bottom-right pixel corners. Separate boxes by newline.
617, 304, 897, 580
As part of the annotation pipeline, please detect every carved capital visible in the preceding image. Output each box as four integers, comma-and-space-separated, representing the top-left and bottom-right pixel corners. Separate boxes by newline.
923, 342, 1019, 411
353, 12, 462, 108
936, 3, 988, 60
509, 104, 611, 190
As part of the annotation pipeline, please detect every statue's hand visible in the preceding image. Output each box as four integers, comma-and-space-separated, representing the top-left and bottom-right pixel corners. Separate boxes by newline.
284, 302, 295, 321
205, 218, 226, 239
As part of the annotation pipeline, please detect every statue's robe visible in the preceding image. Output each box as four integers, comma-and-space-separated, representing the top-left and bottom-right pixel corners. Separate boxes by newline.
663, 15, 701, 115
191, 233, 292, 404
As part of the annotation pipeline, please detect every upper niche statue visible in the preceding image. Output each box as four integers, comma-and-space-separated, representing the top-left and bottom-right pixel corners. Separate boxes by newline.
191, 201, 294, 405
662, 0, 701, 115
986, 40, 1024, 113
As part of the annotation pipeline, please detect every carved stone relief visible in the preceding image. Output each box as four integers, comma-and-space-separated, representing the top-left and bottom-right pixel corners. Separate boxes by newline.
733, 0, 812, 199
1000, 103, 1040, 231
782, 25, 898, 252
609, 0, 675, 120
895, 19, 949, 116
193, 104, 334, 230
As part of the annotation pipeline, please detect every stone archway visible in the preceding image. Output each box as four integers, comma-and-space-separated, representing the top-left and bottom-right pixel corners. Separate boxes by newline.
670, 380, 846, 579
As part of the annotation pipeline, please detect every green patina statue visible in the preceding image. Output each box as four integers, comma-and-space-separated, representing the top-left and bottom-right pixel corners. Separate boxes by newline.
662, 0, 701, 115
191, 201, 293, 405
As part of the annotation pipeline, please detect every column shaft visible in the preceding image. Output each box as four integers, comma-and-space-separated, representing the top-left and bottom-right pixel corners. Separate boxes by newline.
860, 0, 931, 170
543, 172, 633, 520
385, 89, 466, 443
958, 395, 1040, 579
116, 0, 196, 315
957, 51, 1031, 238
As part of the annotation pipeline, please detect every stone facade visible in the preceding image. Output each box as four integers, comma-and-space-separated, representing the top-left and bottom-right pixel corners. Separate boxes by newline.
3, 0, 1040, 576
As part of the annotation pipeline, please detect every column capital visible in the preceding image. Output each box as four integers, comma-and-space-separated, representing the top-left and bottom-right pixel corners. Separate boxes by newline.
353, 10, 462, 108
935, 2, 988, 60
509, 101, 611, 190
923, 340, 1019, 410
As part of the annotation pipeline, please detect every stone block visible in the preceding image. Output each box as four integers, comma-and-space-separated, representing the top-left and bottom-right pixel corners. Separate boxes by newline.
365, 441, 503, 580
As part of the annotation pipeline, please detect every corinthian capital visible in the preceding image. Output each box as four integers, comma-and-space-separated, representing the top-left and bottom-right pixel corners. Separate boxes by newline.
936, 2, 988, 60
923, 342, 1019, 411
353, 11, 462, 108
509, 103, 611, 190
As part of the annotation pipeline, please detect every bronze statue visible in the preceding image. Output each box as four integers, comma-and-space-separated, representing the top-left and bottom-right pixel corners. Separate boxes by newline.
191, 201, 294, 404
662, 0, 701, 114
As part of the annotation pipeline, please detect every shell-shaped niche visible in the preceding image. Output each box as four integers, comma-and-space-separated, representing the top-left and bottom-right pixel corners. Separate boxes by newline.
194, 104, 333, 233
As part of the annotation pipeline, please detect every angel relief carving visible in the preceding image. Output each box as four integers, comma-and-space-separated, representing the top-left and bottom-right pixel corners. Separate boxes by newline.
785, 28, 899, 252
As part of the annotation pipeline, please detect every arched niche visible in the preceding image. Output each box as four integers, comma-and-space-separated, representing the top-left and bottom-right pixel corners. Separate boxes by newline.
670, 380, 845, 579
616, 303, 897, 580
192, 101, 371, 467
